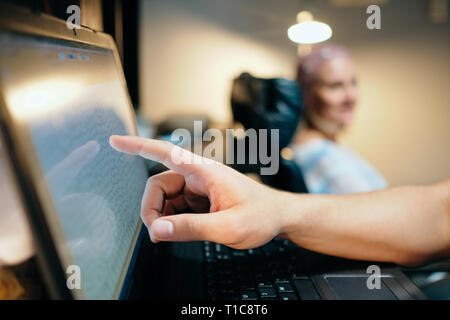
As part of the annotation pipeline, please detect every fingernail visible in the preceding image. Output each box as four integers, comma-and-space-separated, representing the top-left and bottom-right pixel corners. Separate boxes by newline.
151, 220, 174, 239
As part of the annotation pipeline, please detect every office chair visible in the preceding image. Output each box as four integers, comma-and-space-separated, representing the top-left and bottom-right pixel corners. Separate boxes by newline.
230, 72, 308, 193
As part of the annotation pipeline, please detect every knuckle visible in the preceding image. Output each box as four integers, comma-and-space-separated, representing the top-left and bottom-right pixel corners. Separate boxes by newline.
187, 216, 202, 238
162, 141, 174, 158
140, 202, 150, 219
145, 176, 154, 187
145, 173, 166, 188
146, 174, 156, 184
162, 140, 173, 148
145, 177, 157, 191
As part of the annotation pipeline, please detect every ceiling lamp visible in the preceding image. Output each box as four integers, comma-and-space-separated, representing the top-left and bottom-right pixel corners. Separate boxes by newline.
287, 10, 332, 44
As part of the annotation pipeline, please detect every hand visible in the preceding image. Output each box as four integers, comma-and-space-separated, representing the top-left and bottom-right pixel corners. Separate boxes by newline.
109, 136, 450, 266
109, 135, 286, 249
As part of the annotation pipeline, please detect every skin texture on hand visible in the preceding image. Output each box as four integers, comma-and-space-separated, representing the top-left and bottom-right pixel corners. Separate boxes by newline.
109, 135, 285, 249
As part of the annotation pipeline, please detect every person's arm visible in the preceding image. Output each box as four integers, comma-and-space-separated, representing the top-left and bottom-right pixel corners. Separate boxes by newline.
109, 135, 450, 267
278, 180, 450, 267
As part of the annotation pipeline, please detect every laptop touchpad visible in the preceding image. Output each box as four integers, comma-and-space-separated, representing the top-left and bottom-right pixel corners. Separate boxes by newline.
324, 276, 397, 300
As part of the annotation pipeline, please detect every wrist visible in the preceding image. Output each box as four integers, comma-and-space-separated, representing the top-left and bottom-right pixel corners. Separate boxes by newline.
275, 190, 327, 242
274, 190, 306, 236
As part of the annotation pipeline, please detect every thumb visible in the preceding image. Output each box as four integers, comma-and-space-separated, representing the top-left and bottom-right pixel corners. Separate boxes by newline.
149, 211, 234, 243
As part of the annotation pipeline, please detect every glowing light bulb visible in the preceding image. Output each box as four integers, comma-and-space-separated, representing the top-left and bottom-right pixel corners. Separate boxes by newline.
287, 10, 332, 44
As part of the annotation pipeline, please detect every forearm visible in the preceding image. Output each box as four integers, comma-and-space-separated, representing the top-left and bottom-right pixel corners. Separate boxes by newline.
279, 180, 450, 267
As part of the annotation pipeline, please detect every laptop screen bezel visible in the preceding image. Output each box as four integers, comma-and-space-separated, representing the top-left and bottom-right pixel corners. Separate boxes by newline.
0, 3, 145, 299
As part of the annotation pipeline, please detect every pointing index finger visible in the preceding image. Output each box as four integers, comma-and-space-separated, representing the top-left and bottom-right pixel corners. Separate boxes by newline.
109, 135, 206, 175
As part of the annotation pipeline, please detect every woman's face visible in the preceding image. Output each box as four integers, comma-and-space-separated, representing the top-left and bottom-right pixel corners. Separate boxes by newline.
309, 56, 359, 127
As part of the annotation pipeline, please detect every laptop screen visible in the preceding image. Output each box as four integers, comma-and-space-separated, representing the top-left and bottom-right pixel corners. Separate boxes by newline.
0, 31, 148, 299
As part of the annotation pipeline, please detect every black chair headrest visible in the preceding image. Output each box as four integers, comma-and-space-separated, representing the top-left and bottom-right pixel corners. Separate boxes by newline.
230, 72, 303, 149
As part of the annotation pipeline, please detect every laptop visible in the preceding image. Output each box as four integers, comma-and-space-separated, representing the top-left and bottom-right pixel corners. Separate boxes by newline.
0, 3, 149, 299
0, 3, 428, 300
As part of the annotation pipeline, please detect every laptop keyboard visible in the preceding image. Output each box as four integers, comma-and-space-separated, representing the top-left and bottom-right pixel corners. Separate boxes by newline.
204, 239, 322, 300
